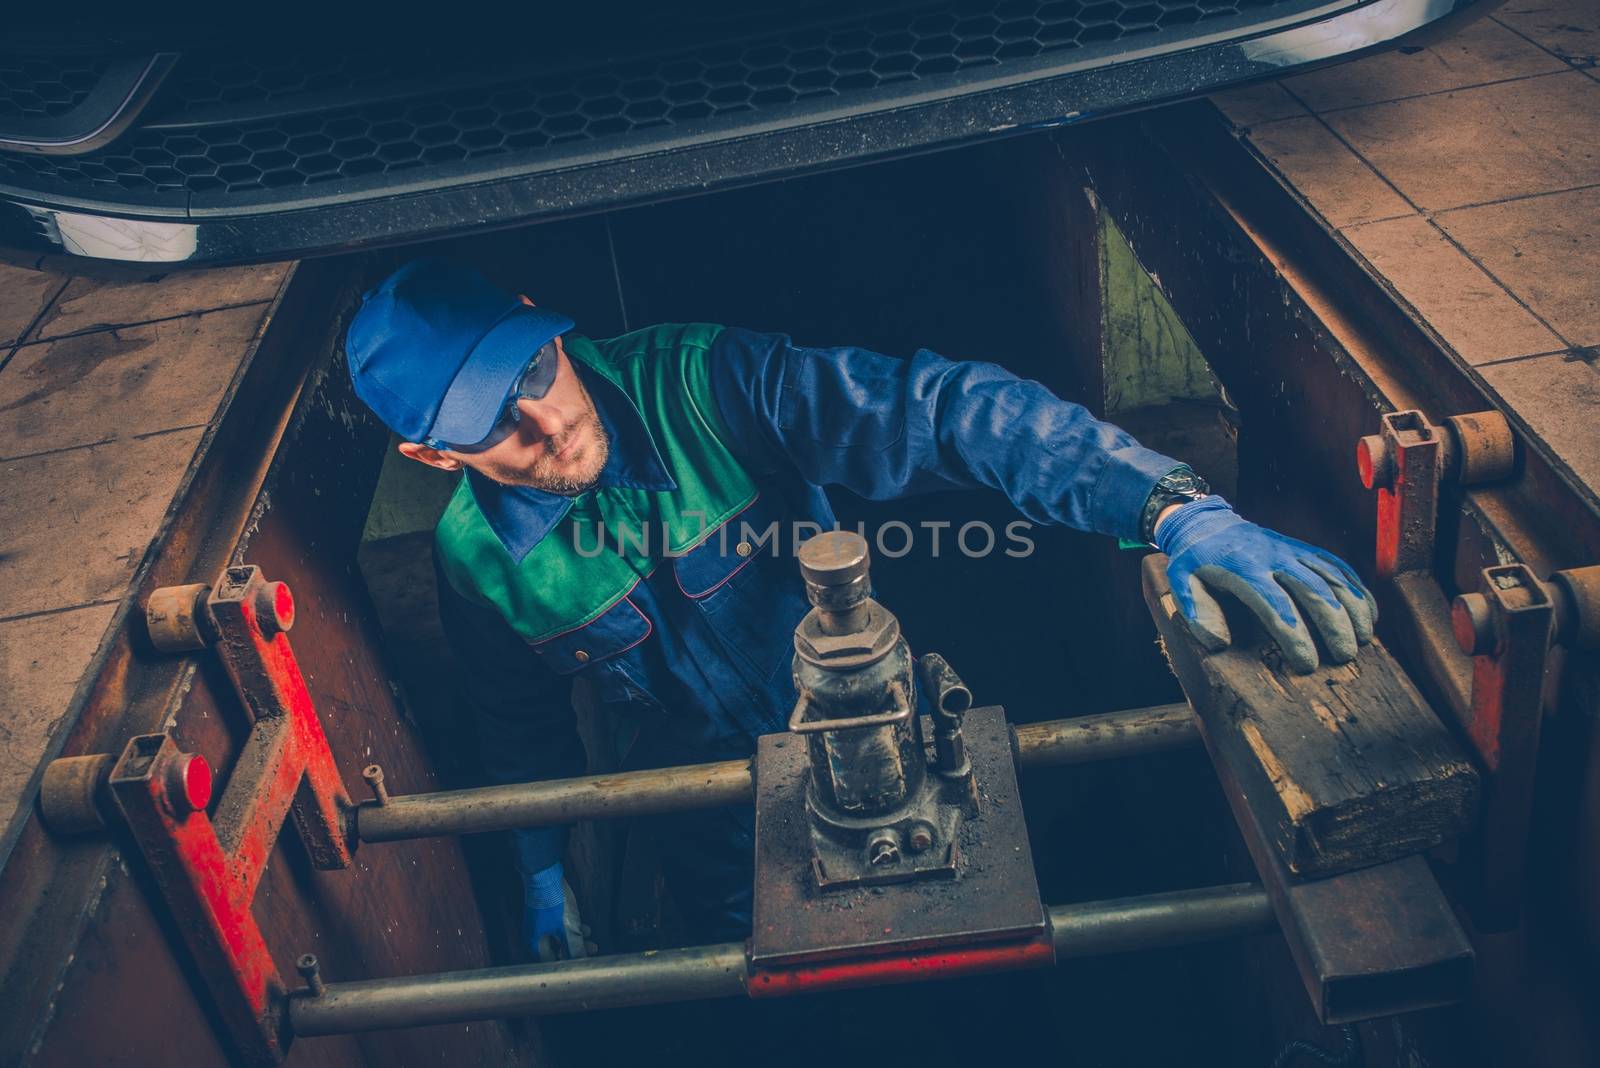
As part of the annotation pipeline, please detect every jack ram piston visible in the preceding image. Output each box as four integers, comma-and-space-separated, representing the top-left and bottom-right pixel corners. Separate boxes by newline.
788, 531, 977, 888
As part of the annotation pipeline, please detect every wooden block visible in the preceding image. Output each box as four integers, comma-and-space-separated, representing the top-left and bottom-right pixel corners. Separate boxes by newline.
1141, 554, 1478, 878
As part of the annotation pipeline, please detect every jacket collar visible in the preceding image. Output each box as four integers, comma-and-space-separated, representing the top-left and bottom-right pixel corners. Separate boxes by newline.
465, 352, 676, 563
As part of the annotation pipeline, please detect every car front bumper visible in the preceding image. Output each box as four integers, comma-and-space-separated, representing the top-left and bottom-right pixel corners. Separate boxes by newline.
0, 0, 1487, 268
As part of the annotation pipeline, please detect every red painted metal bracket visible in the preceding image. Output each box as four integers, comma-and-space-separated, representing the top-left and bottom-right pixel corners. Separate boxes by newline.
1357, 410, 1598, 928
1358, 410, 1443, 580
106, 565, 353, 1064
1449, 564, 1553, 923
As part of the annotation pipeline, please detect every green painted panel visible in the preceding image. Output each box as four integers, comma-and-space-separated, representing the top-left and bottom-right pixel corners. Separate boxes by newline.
360, 435, 459, 544
1100, 208, 1217, 414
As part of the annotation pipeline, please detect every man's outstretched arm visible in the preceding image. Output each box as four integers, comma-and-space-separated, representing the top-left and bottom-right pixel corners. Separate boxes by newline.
707, 328, 1373, 672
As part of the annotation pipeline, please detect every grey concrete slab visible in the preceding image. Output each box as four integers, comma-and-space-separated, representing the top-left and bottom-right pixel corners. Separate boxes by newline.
1479, 353, 1600, 491
0, 602, 118, 856
1282, 16, 1566, 112
0, 305, 266, 459
26, 263, 289, 343
1324, 72, 1600, 212
1342, 214, 1563, 364
0, 265, 66, 350
1247, 116, 1416, 227
1495, 0, 1600, 65
1436, 185, 1600, 347
0, 427, 205, 618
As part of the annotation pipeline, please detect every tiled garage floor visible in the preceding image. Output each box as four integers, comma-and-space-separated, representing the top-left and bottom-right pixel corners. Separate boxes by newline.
0, 262, 289, 853
1213, 0, 1600, 499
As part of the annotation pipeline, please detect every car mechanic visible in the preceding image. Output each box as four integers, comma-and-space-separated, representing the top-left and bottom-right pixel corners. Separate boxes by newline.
344, 258, 1375, 961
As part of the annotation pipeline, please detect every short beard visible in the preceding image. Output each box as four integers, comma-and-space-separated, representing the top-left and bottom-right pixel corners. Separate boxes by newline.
486, 390, 611, 495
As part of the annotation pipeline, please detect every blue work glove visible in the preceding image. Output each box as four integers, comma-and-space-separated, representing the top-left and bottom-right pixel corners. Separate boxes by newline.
1155, 496, 1376, 674
522, 861, 591, 962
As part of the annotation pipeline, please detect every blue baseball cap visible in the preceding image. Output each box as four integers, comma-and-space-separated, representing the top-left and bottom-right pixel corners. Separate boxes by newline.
345, 258, 574, 447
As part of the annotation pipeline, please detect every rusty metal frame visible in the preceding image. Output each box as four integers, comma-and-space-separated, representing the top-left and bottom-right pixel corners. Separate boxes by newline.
1355, 409, 1560, 925
1452, 563, 1556, 924
1071, 104, 1600, 942
63, 665, 1213, 1055
107, 566, 353, 1064
1360, 409, 1447, 580
1354, 406, 1600, 926
84, 604, 1467, 1049
1074, 103, 1600, 571
0, 260, 359, 1064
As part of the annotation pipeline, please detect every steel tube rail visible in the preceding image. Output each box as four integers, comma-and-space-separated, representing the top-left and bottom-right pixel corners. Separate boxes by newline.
289, 942, 749, 1036
355, 703, 1201, 843
288, 881, 1270, 1036
1049, 882, 1272, 958
355, 759, 754, 843
1012, 702, 1197, 767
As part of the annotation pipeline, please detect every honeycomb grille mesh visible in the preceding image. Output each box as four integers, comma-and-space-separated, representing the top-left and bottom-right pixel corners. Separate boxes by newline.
0, 0, 1293, 198
0, 56, 111, 120
157, 51, 471, 114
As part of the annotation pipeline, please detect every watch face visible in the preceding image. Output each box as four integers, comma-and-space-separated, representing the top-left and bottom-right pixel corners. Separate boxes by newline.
1159, 470, 1210, 497
1141, 468, 1213, 542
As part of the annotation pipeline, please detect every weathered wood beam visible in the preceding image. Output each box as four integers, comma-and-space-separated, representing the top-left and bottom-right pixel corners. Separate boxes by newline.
1142, 554, 1475, 1023
1141, 556, 1477, 877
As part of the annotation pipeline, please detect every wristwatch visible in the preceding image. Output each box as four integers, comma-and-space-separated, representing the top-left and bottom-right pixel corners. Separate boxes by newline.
1139, 466, 1212, 543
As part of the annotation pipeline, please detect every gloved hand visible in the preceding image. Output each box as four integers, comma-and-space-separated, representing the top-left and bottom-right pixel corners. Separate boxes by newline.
1155, 496, 1376, 674
523, 861, 593, 962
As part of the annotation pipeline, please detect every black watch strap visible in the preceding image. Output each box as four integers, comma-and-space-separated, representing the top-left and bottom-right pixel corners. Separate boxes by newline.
1139, 466, 1212, 543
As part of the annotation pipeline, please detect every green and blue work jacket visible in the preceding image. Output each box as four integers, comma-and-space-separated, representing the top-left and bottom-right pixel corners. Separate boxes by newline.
434, 323, 1180, 872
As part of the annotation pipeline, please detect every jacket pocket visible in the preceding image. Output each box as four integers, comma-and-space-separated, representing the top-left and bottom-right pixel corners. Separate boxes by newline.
527, 589, 652, 677
531, 590, 666, 750
672, 493, 810, 696
671, 493, 771, 598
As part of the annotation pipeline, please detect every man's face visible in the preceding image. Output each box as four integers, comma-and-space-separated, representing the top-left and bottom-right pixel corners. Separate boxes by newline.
403, 337, 611, 494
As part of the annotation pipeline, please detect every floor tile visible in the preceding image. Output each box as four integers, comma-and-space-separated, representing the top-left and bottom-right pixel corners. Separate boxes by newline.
0, 265, 66, 349
1283, 17, 1565, 112
1478, 353, 1600, 489
28, 262, 290, 342
0, 602, 118, 847
1323, 71, 1600, 211
1246, 117, 1415, 226
1342, 215, 1563, 363
1435, 185, 1600, 346
1494, 0, 1600, 65
0, 304, 266, 458
0, 427, 204, 618
1211, 81, 1307, 126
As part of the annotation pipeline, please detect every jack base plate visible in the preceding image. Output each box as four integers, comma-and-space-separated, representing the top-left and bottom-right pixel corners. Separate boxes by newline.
751, 706, 1045, 967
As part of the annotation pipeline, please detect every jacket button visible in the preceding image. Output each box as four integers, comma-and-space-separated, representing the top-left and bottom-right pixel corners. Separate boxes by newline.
736, 541, 753, 557
574, 649, 590, 664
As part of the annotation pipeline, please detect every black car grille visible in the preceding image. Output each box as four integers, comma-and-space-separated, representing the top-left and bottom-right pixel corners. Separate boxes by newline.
155, 51, 486, 115
0, 0, 1300, 202
0, 55, 112, 120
